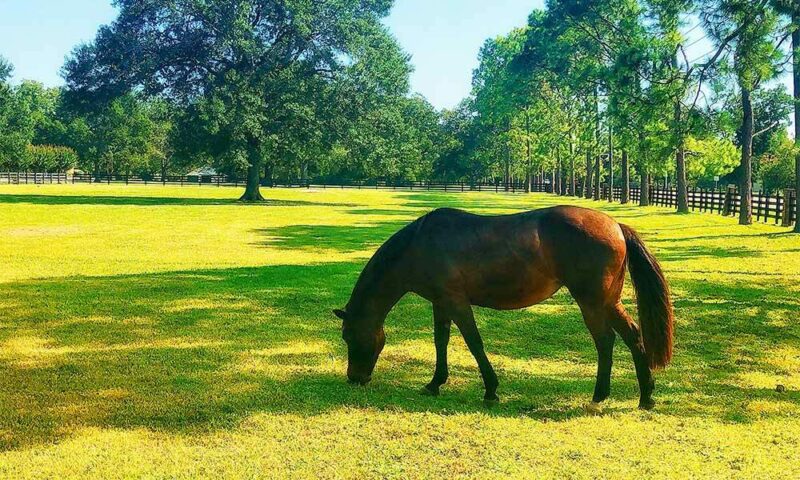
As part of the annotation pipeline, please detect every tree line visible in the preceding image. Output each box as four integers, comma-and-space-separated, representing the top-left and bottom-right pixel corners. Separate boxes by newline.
448, 0, 800, 227
0, 0, 798, 229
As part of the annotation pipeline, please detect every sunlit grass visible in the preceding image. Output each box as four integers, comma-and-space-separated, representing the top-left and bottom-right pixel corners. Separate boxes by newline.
0, 184, 799, 478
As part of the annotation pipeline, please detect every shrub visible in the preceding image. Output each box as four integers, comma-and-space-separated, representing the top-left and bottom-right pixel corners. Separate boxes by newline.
24, 145, 78, 172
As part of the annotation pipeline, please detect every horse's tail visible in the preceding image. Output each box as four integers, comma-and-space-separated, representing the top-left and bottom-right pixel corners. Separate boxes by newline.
620, 224, 674, 369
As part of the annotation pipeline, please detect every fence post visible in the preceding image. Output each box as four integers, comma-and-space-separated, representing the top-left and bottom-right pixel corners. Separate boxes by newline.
722, 187, 734, 216
783, 189, 796, 227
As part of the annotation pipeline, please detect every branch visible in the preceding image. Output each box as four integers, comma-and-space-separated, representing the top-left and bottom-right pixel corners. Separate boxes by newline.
754, 121, 780, 137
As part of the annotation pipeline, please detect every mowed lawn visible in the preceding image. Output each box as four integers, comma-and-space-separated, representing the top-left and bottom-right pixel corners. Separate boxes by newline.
0, 184, 799, 478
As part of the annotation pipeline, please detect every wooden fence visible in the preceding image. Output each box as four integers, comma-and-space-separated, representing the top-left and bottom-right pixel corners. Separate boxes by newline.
0, 172, 68, 184
2, 171, 796, 227
65, 173, 533, 192
594, 184, 797, 227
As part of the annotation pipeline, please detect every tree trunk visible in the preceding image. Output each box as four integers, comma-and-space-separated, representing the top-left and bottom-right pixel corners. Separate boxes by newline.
264, 162, 273, 187
525, 109, 532, 193
607, 126, 614, 202
593, 155, 601, 200
675, 112, 689, 213
569, 139, 576, 196
672, 51, 689, 213
240, 142, 265, 202
556, 148, 563, 195
585, 151, 593, 199
793, 11, 800, 232
505, 121, 511, 192
739, 87, 754, 225
621, 150, 630, 204
640, 172, 650, 207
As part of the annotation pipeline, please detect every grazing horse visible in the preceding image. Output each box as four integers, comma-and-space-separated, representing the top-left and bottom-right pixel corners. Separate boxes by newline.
333, 206, 673, 410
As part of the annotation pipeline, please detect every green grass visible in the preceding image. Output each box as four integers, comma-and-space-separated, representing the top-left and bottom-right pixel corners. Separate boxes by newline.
0, 184, 799, 478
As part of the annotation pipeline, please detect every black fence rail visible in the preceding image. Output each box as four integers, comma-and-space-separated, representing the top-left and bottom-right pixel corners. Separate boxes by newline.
0, 172, 69, 184
596, 184, 797, 227
69, 173, 242, 186
65, 173, 534, 192
277, 179, 531, 193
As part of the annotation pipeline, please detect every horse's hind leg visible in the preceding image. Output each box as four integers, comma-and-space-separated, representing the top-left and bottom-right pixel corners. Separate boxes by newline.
421, 303, 452, 396
607, 303, 655, 410
577, 303, 616, 404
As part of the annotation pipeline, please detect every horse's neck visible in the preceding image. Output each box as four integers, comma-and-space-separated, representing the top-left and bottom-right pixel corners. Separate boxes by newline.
348, 251, 408, 321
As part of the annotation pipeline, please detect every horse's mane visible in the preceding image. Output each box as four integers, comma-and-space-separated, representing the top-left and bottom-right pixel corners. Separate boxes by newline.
346, 213, 429, 312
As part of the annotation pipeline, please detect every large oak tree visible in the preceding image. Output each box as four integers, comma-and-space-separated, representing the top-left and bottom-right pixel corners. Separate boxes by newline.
63, 0, 409, 201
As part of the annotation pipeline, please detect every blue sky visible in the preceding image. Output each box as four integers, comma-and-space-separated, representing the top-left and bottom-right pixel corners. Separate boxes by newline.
0, 0, 791, 111
384, 0, 543, 108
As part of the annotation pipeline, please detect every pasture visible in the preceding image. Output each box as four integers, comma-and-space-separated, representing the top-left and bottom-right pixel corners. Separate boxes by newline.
0, 184, 799, 478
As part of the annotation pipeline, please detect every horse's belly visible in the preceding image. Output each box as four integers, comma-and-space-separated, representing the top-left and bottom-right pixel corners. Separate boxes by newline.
469, 273, 561, 310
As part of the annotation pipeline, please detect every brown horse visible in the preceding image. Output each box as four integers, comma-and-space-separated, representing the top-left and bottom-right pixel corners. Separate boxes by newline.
334, 206, 673, 410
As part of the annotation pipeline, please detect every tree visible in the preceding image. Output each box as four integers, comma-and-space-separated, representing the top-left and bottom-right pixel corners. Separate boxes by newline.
759, 131, 797, 193
703, 0, 785, 224
0, 64, 37, 171
0, 56, 12, 83
772, 0, 800, 232
685, 136, 740, 183
64, 0, 410, 201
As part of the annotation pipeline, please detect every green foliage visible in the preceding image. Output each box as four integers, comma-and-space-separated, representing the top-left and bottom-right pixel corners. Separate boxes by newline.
759, 132, 798, 192
23, 145, 78, 172
0, 76, 36, 169
0, 55, 13, 83
685, 136, 740, 182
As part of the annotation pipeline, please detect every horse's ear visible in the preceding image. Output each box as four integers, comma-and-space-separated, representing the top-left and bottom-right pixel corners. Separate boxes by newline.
333, 309, 347, 321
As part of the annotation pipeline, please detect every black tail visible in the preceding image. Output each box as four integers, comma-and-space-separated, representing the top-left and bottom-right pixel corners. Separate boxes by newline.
620, 224, 674, 369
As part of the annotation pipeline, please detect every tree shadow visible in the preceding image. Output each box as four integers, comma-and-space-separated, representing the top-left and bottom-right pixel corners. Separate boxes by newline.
656, 245, 763, 261
253, 222, 410, 253
0, 262, 606, 451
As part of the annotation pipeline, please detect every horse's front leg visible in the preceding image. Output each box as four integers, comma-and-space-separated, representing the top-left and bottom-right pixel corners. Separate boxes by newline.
422, 304, 451, 396
447, 301, 499, 404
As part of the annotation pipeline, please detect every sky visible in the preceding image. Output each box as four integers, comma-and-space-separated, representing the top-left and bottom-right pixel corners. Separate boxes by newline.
0, 0, 791, 112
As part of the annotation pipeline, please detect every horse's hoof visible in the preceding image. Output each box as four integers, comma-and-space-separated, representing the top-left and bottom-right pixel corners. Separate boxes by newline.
483, 394, 499, 407
638, 399, 656, 411
420, 384, 440, 396
584, 402, 603, 415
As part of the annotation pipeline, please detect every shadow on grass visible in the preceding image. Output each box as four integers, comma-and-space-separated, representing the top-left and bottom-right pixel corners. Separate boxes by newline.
0, 193, 356, 208
0, 261, 599, 451
254, 222, 410, 253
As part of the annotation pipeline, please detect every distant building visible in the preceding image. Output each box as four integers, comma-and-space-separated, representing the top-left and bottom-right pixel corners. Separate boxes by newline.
186, 167, 218, 177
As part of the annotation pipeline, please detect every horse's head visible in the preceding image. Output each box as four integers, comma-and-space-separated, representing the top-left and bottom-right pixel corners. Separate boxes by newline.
334, 308, 385, 385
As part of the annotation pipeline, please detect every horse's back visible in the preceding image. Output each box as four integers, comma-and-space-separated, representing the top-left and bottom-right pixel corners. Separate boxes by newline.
406, 206, 626, 309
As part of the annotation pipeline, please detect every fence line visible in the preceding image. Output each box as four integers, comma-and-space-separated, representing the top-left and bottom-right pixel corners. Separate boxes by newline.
2, 171, 796, 227
5, 172, 534, 193
0, 172, 68, 184
593, 184, 796, 227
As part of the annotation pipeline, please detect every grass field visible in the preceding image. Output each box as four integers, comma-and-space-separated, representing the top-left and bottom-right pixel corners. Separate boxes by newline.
0, 184, 799, 478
